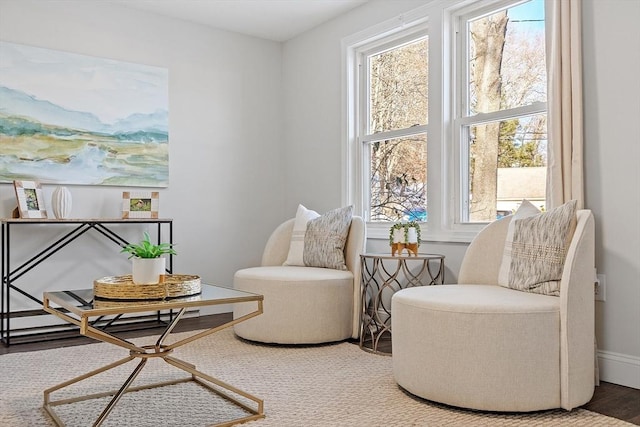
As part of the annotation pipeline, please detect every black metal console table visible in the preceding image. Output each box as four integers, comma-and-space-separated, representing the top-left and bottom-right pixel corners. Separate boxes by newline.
1, 218, 173, 345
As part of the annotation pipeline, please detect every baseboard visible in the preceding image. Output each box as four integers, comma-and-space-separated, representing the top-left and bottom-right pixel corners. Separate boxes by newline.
598, 349, 640, 389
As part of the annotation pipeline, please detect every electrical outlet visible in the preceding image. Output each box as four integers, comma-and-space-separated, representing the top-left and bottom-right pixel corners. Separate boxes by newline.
595, 274, 606, 301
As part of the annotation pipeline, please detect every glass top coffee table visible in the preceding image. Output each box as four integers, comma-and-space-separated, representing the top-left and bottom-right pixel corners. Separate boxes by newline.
42, 283, 264, 427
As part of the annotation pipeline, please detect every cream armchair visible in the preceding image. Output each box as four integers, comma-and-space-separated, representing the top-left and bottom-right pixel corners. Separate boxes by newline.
392, 209, 595, 412
233, 216, 365, 344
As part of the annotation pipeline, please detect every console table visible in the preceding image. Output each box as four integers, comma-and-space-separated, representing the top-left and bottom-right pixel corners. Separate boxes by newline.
359, 253, 444, 354
1, 218, 173, 345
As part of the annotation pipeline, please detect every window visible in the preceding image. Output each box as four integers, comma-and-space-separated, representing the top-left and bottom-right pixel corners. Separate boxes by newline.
363, 35, 428, 223
456, 0, 547, 223
344, 0, 547, 241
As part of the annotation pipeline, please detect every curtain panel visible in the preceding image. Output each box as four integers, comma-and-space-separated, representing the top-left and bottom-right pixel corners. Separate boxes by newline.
545, 0, 584, 209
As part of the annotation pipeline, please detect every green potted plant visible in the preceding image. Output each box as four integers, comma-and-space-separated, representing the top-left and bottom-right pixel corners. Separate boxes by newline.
389, 221, 421, 256
121, 232, 176, 284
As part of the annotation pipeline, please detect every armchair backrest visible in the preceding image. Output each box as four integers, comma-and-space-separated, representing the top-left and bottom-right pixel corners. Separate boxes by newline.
261, 216, 366, 269
457, 215, 511, 284
559, 209, 595, 409
458, 209, 594, 289
261, 219, 296, 266
343, 216, 366, 278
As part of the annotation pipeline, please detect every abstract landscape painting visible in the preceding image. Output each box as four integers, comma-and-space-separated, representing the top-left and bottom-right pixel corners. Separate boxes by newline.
0, 41, 169, 187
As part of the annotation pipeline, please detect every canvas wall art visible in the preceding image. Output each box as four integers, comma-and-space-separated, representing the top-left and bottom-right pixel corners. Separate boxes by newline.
0, 41, 169, 187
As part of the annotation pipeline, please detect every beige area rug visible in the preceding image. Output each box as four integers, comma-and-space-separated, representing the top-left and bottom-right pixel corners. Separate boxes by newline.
0, 328, 632, 427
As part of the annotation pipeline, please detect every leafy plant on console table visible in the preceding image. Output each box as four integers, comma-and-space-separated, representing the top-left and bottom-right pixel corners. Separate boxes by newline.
120, 231, 177, 259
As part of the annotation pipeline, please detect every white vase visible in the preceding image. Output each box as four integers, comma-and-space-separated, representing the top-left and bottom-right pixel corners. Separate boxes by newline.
407, 227, 418, 243
132, 257, 166, 284
393, 228, 404, 243
52, 186, 72, 219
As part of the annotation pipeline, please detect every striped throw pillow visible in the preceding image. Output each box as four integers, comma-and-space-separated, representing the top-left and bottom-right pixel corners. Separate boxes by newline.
498, 199, 577, 296
303, 205, 353, 270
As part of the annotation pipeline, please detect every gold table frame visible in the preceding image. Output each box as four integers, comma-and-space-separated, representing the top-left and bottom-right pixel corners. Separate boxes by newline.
359, 253, 445, 355
42, 285, 264, 427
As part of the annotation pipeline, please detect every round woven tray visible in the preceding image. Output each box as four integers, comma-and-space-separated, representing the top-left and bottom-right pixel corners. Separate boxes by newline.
94, 274, 201, 301
93, 293, 202, 309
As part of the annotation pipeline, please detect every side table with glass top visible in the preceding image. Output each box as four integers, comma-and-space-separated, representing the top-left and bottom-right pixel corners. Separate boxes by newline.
42, 283, 264, 427
359, 253, 445, 355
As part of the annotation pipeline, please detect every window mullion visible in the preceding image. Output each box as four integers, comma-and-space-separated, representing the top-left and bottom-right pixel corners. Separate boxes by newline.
357, 54, 370, 220
361, 125, 429, 144
456, 102, 547, 126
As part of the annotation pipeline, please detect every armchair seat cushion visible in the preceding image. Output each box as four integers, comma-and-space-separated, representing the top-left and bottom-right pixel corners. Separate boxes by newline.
392, 285, 561, 412
233, 266, 354, 344
397, 284, 560, 314
236, 265, 354, 283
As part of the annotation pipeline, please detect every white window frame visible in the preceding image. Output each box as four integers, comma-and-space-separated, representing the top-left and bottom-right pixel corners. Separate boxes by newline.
453, 0, 547, 224
359, 31, 429, 224
342, 5, 438, 241
342, 0, 543, 243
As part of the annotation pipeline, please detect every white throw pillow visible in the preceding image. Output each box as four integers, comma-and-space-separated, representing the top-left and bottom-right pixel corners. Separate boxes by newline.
283, 204, 319, 266
498, 199, 578, 296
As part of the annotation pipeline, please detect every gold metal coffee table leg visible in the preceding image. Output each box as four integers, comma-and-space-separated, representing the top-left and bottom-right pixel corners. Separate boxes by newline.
43, 303, 265, 427
43, 355, 137, 426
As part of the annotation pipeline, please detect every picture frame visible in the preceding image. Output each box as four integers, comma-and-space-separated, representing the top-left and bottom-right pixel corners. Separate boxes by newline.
13, 180, 48, 219
122, 191, 159, 219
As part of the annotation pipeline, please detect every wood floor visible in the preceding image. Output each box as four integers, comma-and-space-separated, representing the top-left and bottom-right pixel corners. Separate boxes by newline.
2, 313, 639, 425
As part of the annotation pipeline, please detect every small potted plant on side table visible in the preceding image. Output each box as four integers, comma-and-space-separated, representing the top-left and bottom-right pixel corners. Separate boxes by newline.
389, 221, 421, 256
121, 231, 177, 284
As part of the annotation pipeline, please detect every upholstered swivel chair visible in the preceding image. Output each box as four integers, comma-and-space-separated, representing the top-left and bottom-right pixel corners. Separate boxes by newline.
233, 216, 365, 344
392, 209, 595, 412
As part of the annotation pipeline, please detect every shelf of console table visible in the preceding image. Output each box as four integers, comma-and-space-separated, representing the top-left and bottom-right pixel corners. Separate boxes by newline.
1, 218, 173, 345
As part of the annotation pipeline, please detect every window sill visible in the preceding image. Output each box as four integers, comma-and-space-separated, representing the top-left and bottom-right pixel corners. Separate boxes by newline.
365, 222, 481, 244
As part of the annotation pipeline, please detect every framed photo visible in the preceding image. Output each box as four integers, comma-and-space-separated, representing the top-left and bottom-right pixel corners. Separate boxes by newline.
122, 191, 159, 219
13, 180, 48, 219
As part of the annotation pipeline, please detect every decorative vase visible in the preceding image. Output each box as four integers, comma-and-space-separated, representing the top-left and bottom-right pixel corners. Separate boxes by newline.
393, 228, 404, 244
132, 257, 166, 284
52, 186, 72, 219
407, 227, 418, 243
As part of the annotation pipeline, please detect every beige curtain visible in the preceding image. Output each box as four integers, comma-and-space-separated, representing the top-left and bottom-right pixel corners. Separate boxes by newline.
545, 0, 584, 209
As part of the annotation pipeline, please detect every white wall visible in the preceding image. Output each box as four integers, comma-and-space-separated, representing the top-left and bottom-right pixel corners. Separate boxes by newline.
582, 0, 640, 388
0, 0, 286, 316
282, 0, 640, 388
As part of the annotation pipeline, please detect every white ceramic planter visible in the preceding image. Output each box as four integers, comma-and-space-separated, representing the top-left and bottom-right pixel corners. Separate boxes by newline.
131, 257, 166, 284
407, 227, 418, 243
52, 186, 72, 219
